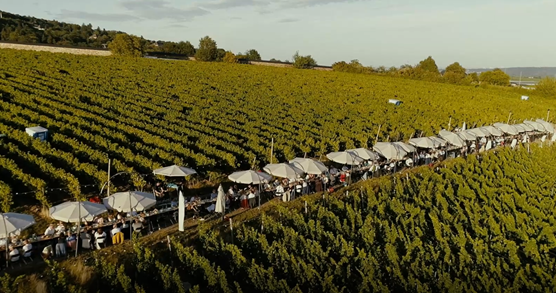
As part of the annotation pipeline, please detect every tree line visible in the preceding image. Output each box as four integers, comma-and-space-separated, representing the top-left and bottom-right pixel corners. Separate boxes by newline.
332, 56, 513, 87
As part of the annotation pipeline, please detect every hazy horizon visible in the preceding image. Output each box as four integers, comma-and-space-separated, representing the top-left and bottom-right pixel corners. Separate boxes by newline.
3, 0, 555, 68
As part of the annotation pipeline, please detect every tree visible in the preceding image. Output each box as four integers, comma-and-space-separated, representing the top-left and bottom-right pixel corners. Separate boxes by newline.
469, 72, 479, 83
535, 77, 556, 97
269, 58, 280, 62
417, 56, 440, 74
292, 51, 317, 69
216, 48, 226, 61
195, 36, 218, 61
108, 33, 145, 57
479, 69, 510, 86
176, 41, 195, 56
245, 49, 261, 61
443, 62, 467, 84
223, 51, 238, 63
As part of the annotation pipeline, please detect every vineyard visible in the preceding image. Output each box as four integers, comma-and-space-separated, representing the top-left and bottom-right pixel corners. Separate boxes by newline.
4, 144, 556, 292
0, 48, 554, 207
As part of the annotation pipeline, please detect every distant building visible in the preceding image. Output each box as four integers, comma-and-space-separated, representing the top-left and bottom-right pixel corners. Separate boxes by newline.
88, 33, 98, 40
33, 25, 45, 31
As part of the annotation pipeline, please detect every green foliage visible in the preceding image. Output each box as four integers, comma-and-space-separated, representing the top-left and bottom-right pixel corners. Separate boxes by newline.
0, 273, 25, 293
332, 60, 373, 74
195, 36, 218, 62
244, 49, 262, 61
108, 34, 146, 57
223, 51, 238, 63
292, 51, 317, 69
66, 145, 556, 292
0, 49, 555, 205
443, 62, 467, 84
535, 77, 556, 97
479, 69, 510, 86
417, 56, 440, 74
0, 180, 13, 212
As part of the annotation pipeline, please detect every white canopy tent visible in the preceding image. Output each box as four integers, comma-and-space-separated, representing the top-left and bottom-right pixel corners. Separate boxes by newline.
512, 124, 527, 133
536, 119, 555, 134
518, 123, 535, 132
289, 158, 328, 175
373, 142, 407, 160
228, 170, 272, 184
466, 128, 489, 138
480, 126, 503, 137
153, 165, 197, 177
493, 123, 518, 135
346, 148, 379, 161
0, 213, 35, 268
263, 163, 304, 180
326, 151, 364, 165
50, 201, 107, 257
524, 120, 546, 132
439, 130, 465, 147
456, 131, 477, 141
429, 136, 447, 147
408, 137, 437, 149
103, 191, 156, 212
393, 142, 416, 153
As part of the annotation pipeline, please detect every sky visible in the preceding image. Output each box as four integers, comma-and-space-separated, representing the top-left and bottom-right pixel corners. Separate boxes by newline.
3, 0, 556, 68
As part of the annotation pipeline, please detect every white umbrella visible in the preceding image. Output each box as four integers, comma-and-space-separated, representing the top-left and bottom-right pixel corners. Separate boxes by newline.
536, 119, 555, 134
393, 142, 416, 153
466, 128, 489, 138
408, 137, 436, 149
289, 158, 328, 174
346, 148, 379, 161
0, 213, 35, 268
215, 184, 226, 214
518, 123, 535, 132
525, 120, 547, 132
228, 170, 272, 184
0, 213, 35, 238
326, 151, 364, 165
103, 191, 156, 212
49, 201, 107, 257
153, 165, 197, 177
373, 142, 407, 160
512, 124, 526, 133
50, 201, 107, 222
439, 130, 465, 147
457, 130, 477, 141
263, 163, 304, 179
480, 126, 503, 137
429, 136, 447, 147
493, 123, 518, 135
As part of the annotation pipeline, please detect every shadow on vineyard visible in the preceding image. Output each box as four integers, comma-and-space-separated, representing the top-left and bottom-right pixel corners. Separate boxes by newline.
4, 144, 556, 292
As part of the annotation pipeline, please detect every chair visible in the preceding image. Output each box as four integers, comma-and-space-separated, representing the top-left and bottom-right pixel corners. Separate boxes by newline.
22, 249, 34, 264
55, 243, 66, 257
9, 254, 21, 268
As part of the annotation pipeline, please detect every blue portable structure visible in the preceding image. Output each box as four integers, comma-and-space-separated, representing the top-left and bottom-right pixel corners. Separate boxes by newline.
25, 126, 48, 141
388, 99, 402, 106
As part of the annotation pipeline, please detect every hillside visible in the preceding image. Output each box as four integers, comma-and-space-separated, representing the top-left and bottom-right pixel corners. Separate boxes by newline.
0, 10, 122, 48
0, 48, 554, 206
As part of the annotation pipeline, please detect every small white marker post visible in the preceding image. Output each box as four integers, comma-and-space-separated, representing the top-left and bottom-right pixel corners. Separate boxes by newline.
304, 201, 307, 214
